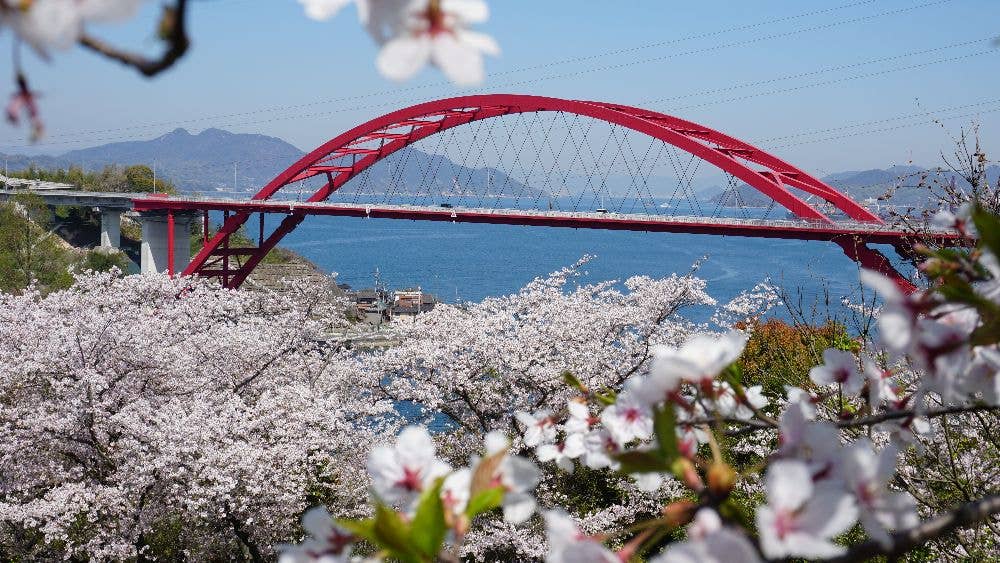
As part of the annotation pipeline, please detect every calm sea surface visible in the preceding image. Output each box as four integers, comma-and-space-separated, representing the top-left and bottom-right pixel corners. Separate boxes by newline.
254, 206, 902, 322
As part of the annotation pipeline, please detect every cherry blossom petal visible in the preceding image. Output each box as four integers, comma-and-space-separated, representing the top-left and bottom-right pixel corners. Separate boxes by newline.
430, 32, 485, 86
377, 34, 432, 82
299, 0, 354, 21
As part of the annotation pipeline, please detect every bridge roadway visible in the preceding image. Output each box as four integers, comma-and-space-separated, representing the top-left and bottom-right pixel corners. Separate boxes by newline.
0, 188, 138, 210
1, 188, 965, 245
131, 194, 964, 246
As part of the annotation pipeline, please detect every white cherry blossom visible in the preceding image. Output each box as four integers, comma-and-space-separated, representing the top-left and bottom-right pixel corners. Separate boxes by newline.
649, 330, 747, 390
864, 358, 900, 406
482, 431, 540, 524
278, 507, 354, 563
367, 426, 451, 510
861, 270, 921, 356
652, 509, 761, 563
375, 0, 499, 86
299, 0, 355, 21
516, 410, 557, 447
810, 348, 864, 395
537, 433, 585, 473
441, 467, 472, 514
843, 440, 919, 547
716, 382, 768, 420
581, 428, 617, 469
964, 347, 1000, 405
757, 460, 858, 559
564, 399, 594, 435
776, 402, 842, 477
543, 510, 619, 563
1, 0, 143, 54
785, 386, 818, 418
600, 383, 654, 447
875, 415, 931, 450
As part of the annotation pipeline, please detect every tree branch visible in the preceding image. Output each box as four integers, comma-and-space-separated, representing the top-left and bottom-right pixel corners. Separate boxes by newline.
720, 404, 998, 437
78, 0, 190, 78
835, 404, 998, 429
821, 494, 1000, 562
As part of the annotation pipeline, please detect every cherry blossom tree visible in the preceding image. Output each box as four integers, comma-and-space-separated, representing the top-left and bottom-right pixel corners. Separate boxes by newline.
1, 217, 997, 561
0, 272, 393, 559
275, 206, 998, 562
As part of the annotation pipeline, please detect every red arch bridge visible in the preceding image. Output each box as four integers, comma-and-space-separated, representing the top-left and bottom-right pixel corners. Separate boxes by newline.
128, 94, 967, 293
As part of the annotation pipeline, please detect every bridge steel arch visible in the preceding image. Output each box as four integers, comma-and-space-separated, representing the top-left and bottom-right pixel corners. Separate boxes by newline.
182, 94, 895, 289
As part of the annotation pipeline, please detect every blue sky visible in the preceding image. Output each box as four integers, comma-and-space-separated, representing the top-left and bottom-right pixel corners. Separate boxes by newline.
1, 0, 998, 175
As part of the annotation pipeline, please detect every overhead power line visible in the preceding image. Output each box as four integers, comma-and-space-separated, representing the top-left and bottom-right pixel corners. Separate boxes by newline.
0, 0, 952, 147
3, 43, 989, 157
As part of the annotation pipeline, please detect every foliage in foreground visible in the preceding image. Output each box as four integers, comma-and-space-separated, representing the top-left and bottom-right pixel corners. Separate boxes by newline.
0, 204, 997, 561
0, 194, 128, 294
281, 205, 1000, 562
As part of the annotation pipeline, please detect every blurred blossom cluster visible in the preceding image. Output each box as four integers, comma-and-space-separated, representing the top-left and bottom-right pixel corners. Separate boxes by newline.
300, 0, 499, 85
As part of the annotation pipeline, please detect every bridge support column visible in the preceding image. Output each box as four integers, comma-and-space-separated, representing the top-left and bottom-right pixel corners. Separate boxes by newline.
140, 212, 196, 275
99, 209, 122, 249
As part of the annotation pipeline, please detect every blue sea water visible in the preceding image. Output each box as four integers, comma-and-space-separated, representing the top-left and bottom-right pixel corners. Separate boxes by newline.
258, 210, 903, 321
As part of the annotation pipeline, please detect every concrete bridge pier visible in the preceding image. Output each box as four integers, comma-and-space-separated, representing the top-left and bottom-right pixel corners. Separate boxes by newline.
98, 209, 122, 249
139, 211, 196, 275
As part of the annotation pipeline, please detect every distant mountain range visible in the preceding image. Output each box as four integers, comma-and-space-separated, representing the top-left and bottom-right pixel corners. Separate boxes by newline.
0, 128, 542, 198
3, 129, 994, 211
708, 165, 1000, 209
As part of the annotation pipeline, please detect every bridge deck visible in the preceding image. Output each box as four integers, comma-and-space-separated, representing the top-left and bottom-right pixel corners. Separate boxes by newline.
131, 195, 964, 245
1, 188, 964, 245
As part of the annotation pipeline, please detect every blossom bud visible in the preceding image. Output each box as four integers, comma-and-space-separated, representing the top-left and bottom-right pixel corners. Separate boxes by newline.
707, 462, 737, 497
671, 458, 703, 491
661, 499, 696, 527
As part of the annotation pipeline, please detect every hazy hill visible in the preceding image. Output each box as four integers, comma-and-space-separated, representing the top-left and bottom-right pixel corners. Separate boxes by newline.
709, 165, 1000, 209
1, 128, 541, 197
5, 129, 996, 209
58, 128, 305, 192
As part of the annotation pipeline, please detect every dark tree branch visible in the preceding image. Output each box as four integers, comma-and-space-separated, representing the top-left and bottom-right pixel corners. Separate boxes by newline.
78, 0, 190, 78
720, 404, 998, 437
820, 494, 1000, 562
835, 404, 998, 429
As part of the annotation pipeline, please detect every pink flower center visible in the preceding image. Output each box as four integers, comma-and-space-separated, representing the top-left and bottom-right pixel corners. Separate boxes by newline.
856, 482, 877, 506
396, 466, 424, 492
774, 509, 798, 539
422, 0, 450, 36
327, 531, 353, 554
623, 407, 642, 423
834, 367, 850, 383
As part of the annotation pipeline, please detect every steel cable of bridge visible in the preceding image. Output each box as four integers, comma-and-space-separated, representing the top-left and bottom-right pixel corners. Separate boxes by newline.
18, 42, 991, 198
0, 0, 958, 150
8, 50, 986, 188
0, 0, 912, 146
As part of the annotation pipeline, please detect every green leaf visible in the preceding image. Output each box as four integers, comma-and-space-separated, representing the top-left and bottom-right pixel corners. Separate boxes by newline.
409, 479, 447, 559
595, 388, 617, 406
336, 518, 377, 544
972, 204, 1000, 261
465, 486, 505, 519
653, 402, 679, 462
971, 315, 1000, 347
614, 450, 667, 474
372, 503, 420, 563
561, 370, 587, 392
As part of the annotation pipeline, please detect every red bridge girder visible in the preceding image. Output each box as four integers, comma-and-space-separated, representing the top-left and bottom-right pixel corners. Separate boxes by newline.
168, 94, 910, 290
